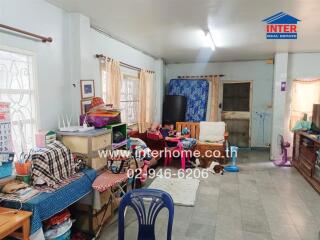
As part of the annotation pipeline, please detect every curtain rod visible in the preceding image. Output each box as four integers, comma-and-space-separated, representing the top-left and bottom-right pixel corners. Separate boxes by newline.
96, 54, 155, 73
91, 25, 158, 60
0, 24, 52, 43
178, 74, 225, 78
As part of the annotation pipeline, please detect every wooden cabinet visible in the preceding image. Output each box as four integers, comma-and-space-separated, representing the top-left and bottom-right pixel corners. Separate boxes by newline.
57, 129, 112, 170
293, 131, 320, 193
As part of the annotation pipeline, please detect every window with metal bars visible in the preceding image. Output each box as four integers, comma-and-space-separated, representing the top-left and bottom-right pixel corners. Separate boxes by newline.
120, 73, 139, 124
0, 47, 37, 155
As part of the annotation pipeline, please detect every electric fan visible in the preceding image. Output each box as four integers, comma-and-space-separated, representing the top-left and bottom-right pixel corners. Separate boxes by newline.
273, 134, 291, 167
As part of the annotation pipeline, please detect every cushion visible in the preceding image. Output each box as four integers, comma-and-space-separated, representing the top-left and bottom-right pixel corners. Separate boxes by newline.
199, 121, 225, 142
92, 171, 128, 192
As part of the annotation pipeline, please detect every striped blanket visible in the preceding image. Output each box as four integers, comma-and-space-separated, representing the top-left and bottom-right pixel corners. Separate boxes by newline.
32, 141, 75, 188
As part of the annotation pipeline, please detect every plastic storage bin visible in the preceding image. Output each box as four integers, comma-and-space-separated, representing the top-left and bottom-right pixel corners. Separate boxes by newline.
48, 229, 71, 240
0, 161, 13, 179
44, 219, 72, 240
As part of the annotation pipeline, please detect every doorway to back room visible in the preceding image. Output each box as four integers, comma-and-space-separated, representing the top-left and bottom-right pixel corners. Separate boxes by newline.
220, 81, 252, 148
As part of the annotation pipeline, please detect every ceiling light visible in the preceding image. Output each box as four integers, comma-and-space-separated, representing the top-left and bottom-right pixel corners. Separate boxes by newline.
205, 30, 216, 51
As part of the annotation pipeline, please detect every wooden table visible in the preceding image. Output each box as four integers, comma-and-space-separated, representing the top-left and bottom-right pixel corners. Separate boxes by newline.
0, 207, 32, 240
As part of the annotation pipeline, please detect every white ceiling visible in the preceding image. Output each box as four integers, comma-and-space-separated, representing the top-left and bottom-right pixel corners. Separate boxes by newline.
46, 0, 320, 63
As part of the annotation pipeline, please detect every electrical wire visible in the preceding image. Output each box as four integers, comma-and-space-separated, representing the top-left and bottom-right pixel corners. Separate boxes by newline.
0, 197, 23, 215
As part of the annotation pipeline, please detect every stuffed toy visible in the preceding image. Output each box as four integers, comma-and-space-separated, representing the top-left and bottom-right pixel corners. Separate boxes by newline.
207, 161, 224, 175
194, 158, 224, 175
181, 127, 190, 135
150, 122, 161, 132
147, 122, 163, 140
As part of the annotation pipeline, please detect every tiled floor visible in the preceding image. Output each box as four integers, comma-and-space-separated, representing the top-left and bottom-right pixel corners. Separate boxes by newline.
101, 150, 320, 240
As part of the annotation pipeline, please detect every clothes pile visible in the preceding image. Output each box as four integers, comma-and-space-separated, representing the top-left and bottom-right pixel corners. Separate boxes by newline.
44, 209, 73, 240
181, 138, 197, 149
130, 137, 153, 183
31, 141, 75, 189
80, 97, 121, 128
0, 180, 39, 202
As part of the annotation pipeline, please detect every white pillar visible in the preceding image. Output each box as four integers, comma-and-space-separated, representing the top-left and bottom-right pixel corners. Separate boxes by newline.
67, 13, 93, 119
154, 59, 165, 123
270, 53, 288, 160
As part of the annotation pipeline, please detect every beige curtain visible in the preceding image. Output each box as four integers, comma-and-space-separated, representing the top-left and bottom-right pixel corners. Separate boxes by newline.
100, 61, 107, 101
138, 70, 154, 133
290, 79, 320, 128
106, 59, 122, 108
208, 76, 220, 121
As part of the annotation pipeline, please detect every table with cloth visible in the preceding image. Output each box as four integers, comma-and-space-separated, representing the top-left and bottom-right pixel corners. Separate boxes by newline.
1, 168, 96, 235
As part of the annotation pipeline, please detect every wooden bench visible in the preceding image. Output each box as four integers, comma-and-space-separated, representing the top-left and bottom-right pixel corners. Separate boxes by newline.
176, 122, 229, 166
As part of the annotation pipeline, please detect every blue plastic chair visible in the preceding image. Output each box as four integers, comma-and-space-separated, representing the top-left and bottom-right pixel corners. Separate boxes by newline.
118, 189, 174, 240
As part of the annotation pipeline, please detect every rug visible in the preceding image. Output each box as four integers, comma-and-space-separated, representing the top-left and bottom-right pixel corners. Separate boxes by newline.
148, 177, 200, 206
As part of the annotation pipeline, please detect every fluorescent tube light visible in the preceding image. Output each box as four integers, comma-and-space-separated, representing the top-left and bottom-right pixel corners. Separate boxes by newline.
205, 30, 216, 51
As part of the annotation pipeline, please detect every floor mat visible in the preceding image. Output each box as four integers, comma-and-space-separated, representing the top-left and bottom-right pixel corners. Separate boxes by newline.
148, 177, 200, 206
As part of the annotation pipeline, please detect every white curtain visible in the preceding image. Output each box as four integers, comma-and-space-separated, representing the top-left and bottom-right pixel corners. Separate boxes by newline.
138, 70, 154, 133
290, 79, 320, 128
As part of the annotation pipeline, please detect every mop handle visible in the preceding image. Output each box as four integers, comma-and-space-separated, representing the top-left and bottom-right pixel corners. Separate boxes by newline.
231, 146, 238, 166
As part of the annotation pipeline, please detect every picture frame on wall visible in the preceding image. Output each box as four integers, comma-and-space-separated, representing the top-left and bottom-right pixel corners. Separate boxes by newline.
81, 98, 92, 114
80, 80, 95, 99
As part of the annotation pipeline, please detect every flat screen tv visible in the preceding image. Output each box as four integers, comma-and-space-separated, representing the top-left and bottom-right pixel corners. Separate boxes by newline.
312, 104, 320, 132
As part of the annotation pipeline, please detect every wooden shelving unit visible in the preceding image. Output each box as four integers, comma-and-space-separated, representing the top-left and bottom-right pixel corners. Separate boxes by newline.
104, 123, 128, 150
293, 131, 320, 193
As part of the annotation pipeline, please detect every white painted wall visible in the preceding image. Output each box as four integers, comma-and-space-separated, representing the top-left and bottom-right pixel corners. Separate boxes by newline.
288, 53, 320, 80
90, 27, 160, 108
0, 1, 164, 130
165, 61, 274, 147
65, 14, 164, 122
0, 0, 69, 130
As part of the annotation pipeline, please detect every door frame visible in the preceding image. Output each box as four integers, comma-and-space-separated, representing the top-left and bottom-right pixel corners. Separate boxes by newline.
218, 80, 253, 147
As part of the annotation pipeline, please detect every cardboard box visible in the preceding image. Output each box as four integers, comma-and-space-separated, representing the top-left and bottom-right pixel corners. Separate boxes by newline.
77, 189, 111, 211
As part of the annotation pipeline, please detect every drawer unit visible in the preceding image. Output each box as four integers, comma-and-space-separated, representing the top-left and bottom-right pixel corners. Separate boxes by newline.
58, 129, 112, 170
299, 156, 313, 177
300, 145, 316, 165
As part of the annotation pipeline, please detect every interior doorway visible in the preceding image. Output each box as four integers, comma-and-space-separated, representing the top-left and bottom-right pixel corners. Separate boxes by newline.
219, 81, 252, 147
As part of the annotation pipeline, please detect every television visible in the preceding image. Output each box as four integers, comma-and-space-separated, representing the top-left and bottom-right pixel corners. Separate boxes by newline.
312, 104, 320, 132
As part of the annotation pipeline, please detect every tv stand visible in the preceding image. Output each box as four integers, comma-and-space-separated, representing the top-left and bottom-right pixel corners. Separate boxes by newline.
293, 131, 320, 193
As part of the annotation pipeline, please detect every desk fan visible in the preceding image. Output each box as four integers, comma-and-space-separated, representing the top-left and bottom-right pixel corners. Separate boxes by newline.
273, 134, 291, 167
